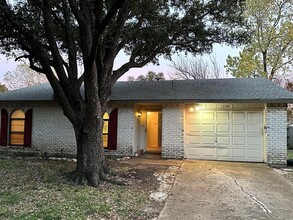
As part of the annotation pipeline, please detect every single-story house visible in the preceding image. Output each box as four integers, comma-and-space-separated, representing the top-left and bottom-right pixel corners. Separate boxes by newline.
0, 78, 292, 167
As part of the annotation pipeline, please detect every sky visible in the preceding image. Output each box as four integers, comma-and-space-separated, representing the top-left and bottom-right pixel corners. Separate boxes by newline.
0, 44, 241, 82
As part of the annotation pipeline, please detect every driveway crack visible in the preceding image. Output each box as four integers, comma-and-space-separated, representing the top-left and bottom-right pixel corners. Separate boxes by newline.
210, 164, 273, 219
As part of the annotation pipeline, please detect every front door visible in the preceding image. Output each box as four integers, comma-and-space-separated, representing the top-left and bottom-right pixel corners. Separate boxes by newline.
146, 111, 162, 152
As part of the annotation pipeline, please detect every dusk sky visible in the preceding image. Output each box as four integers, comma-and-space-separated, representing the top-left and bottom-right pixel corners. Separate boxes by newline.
0, 44, 241, 82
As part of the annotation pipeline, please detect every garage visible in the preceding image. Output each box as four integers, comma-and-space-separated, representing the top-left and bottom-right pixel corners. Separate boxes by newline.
185, 104, 264, 162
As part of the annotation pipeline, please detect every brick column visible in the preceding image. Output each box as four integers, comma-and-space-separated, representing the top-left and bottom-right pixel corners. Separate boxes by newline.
266, 104, 287, 167
162, 105, 184, 159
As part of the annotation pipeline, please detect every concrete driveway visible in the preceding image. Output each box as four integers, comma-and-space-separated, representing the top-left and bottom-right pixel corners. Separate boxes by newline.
159, 160, 293, 220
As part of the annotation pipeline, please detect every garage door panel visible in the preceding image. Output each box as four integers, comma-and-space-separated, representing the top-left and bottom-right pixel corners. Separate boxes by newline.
202, 136, 215, 144
232, 112, 246, 121
188, 112, 201, 121
232, 148, 246, 158
248, 149, 263, 160
217, 136, 230, 145
248, 136, 262, 145
247, 112, 262, 122
232, 124, 245, 133
218, 148, 231, 157
202, 112, 215, 121
217, 124, 230, 133
217, 112, 230, 121
188, 147, 201, 157
248, 124, 262, 134
188, 123, 201, 133
201, 148, 217, 157
202, 124, 215, 132
232, 136, 246, 146
187, 135, 201, 144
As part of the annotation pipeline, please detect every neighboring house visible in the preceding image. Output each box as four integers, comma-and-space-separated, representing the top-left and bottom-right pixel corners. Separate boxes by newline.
0, 78, 292, 167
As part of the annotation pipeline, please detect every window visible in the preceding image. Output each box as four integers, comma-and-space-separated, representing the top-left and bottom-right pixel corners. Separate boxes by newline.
103, 112, 109, 148
102, 109, 118, 150
10, 110, 25, 145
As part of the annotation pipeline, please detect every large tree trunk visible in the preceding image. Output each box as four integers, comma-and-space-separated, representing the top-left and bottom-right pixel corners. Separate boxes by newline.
71, 103, 108, 187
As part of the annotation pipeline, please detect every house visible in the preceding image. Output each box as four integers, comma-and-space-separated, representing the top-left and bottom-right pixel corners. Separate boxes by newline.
0, 78, 292, 167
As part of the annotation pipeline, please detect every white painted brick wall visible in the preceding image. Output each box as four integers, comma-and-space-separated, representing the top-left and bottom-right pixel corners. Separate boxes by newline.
266, 106, 287, 167
162, 105, 184, 159
32, 107, 77, 154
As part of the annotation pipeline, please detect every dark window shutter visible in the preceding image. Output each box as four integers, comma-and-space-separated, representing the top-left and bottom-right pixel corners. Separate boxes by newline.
107, 108, 118, 150
0, 109, 8, 146
24, 109, 33, 148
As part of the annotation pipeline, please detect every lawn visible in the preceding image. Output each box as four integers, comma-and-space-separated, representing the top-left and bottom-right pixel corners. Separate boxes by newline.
0, 158, 175, 220
288, 150, 293, 159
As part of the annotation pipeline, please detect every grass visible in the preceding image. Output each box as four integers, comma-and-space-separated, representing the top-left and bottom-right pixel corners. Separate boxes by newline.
0, 158, 153, 220
288, 150, 293, 159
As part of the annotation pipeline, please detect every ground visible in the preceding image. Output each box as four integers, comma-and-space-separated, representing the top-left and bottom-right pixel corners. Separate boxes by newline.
1, 155, 293, 220
0, 157, 180, 220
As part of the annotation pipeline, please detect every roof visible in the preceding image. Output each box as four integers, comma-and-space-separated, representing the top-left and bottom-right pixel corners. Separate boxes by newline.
0, 78, 292, 103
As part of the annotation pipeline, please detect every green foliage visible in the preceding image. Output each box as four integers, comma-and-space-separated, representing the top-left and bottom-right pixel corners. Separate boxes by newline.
225, 0, 293, 79
225, 47, 264, 78
0, 84, 7, 92
128, 71, 166, 81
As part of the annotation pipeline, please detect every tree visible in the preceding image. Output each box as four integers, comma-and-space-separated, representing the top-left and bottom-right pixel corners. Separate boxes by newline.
0, 84, 7, 92
3, 64, 48, 90
0, 0, 247, 186
225, 0, 293, 80
127, 71, 165, 81
170, 55, 222, 80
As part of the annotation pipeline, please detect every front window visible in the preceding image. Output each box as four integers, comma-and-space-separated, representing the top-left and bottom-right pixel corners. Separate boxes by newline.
103, 112, 109, 148
10, 110, 25, 145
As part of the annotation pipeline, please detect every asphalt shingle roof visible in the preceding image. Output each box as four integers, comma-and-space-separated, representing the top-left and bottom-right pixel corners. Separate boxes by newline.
0, 78, 292, 103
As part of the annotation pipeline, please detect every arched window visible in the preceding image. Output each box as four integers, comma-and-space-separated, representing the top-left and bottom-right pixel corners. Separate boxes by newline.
10, 110, 25, 145
103, 112, 109, 148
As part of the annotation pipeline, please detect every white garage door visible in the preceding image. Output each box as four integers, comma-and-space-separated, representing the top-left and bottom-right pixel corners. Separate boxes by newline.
185, 109, 264, 162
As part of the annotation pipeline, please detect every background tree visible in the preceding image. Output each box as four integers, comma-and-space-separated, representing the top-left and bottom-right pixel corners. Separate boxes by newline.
225, 0, 293, 80
3, 64, 48, 90
170, 55, 222, 80
0, 84, 7, 92
127, 71, 165, 81
0, 0, 247, 186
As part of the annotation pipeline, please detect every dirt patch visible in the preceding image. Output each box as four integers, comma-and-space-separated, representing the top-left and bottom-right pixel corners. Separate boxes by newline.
274, 167, 293, 184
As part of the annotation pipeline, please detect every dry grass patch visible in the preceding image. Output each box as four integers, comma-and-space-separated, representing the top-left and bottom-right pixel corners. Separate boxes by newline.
0, 158, 178, 220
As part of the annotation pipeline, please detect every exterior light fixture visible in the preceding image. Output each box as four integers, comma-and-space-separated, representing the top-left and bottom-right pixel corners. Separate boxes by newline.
195, 105, 201, 111
137, 111, 142, 117
189, 107, 194, 112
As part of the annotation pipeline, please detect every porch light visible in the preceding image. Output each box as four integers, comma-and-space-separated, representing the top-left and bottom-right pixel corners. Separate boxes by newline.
137, 111, 142, 117
189, 107, 194, 112
195, 105, 201, 111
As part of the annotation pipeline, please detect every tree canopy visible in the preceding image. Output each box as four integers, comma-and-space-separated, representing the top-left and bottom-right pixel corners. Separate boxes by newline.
3, 64, 48, 90
127, 71, 165, 81
0, 0, 247, 186
225, 0, 293, 80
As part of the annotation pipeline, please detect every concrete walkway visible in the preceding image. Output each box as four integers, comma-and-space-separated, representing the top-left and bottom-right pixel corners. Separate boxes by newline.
158, 160, 293, 220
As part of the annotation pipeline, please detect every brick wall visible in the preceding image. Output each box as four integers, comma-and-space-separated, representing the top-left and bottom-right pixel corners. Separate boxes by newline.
32, 107, 77, 154
266, 104, 287, 167
161, 105, 184, 159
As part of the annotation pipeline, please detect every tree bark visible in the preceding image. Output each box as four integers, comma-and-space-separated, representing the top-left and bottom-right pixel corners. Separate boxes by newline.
71, 104, 107, 187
